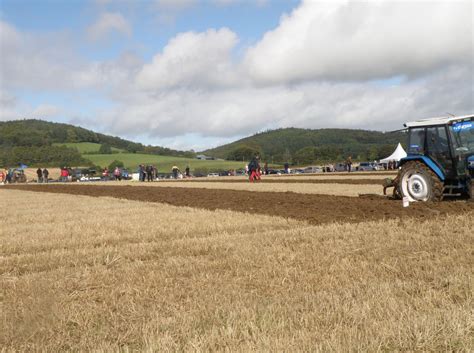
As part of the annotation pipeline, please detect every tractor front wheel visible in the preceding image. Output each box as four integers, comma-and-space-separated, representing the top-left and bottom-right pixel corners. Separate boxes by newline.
397, 161, 443, 202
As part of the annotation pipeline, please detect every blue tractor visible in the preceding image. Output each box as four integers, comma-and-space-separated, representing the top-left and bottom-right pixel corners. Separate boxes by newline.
397, 115, 473, 201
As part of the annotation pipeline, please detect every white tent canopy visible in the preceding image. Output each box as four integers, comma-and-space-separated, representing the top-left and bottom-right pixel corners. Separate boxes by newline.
380, 143, 407, 163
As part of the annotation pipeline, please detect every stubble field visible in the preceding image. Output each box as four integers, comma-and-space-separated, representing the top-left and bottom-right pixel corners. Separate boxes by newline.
1, 176, 473, 352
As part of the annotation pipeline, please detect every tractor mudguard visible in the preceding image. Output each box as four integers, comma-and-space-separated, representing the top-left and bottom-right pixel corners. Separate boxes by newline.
399, 156, 445, 181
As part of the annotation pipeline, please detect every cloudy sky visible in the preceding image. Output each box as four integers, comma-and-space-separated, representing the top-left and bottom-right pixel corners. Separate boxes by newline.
0, 0, 472, 150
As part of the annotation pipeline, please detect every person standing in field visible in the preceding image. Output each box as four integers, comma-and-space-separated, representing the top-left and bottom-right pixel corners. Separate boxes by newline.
138, 165, 144, 182
248, 156, 261, 182
142, 165, 147, 182
102, 167, 109, 180
185, 166, 190, 178
114, 167, 121, 181
346, 156, 352, 173
42, 168, 49, 183
172, 166, 180, 179
146, 165, 153, 182
5, 168, 13, 183
36, 168, 43, 183
60, 167, 68, 182
284, 162, 289, 174
0, 169, 5, 183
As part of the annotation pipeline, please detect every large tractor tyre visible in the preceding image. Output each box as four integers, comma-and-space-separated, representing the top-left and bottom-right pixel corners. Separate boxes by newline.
397, 161, 444, 202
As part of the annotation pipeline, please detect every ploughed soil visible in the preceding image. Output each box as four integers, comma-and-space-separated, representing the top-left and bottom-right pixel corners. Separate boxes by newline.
283, 171, 397, 176
181, 178, 384, 185
5, 184, 473, 226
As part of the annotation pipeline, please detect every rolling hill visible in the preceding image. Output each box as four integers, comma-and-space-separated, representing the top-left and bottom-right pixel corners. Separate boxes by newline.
0, 120, 247, 171
204, 128, 407, 164
0, 119, 193, 157
0, 119, 196, 168
1, 119, 406, 169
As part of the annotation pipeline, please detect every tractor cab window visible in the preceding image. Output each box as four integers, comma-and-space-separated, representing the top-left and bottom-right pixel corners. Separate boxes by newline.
426, 126, 449, 154
408, 128, 425, 154
449, 120, 474, 155
426, 126, 452, 175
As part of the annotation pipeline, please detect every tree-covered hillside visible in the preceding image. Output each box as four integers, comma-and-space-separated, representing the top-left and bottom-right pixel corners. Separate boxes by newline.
204, 128, 407, 164
0, 119, 195, 167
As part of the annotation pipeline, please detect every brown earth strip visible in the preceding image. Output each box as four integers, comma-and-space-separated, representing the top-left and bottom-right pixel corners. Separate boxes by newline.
181, 178, 383, 185
280, 171, 397, 176
4, 184, 473, 226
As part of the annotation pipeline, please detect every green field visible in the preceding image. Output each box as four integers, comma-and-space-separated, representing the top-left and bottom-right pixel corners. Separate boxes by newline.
84, 153, 252, 172
55, 142, 280, 172
54, 142, 124, 153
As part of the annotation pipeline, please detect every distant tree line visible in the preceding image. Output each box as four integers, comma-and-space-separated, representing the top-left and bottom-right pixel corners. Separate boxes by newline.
0, 119, 196, 166
204, 127, 407, 164
0, 145, 88, 167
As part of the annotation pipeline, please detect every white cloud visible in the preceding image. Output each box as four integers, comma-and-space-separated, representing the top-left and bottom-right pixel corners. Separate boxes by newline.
0, 90, 19, 121
31, 104, 61, 118
0, 21, 81, 90
135, 28, 240, 90
153, 0, 197, 11
87, 12, 131, 41
1, 0, 473, 150
102, 64, 473, 141
0, 90, 61, 122
94, 0, 113, 5
101, 0, 472, 143
244, 0, 473, 84
0, 20, 140, 93
212, 0, 268, 6
0, 89, 16, 108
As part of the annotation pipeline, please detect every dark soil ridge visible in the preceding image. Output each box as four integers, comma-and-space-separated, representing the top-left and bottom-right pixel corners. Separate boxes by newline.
179, 178, 383, 185
4, 184, 473, 226
278, 171, 397, 177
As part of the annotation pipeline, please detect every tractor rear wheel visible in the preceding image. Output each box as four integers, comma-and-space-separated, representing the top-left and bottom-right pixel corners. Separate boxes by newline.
397, 161, 444, 202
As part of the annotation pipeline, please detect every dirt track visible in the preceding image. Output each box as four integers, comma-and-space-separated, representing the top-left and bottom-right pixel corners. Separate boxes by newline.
4, 184, 473, 225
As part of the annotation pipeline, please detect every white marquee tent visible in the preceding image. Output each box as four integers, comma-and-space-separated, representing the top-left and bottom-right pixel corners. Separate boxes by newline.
380, 143, 407, 163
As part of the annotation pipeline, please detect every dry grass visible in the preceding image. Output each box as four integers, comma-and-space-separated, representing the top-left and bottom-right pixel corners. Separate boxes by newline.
1, 189, 473, 352
86, 180, 384, 197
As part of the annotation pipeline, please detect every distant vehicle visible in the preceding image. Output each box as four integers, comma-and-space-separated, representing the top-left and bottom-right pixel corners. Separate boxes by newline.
290, 169, 304, 174
303, 166, 323, 173
71, 168, 97, 181
158, 173, 174, 179
207, 173, 219, 177
11, 168, 27, 183
358, 162, 376, 171
266, 169, 281, 175
121, 169, 131, 180
334, 163, 347, 172
323, 165, 335, 172
79, 176, 101, 182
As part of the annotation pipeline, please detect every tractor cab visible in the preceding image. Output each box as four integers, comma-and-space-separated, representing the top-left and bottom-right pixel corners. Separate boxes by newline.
398, 114, 473, 201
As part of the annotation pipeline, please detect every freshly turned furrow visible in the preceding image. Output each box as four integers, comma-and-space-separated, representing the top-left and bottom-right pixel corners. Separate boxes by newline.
4, 184, 473, 226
